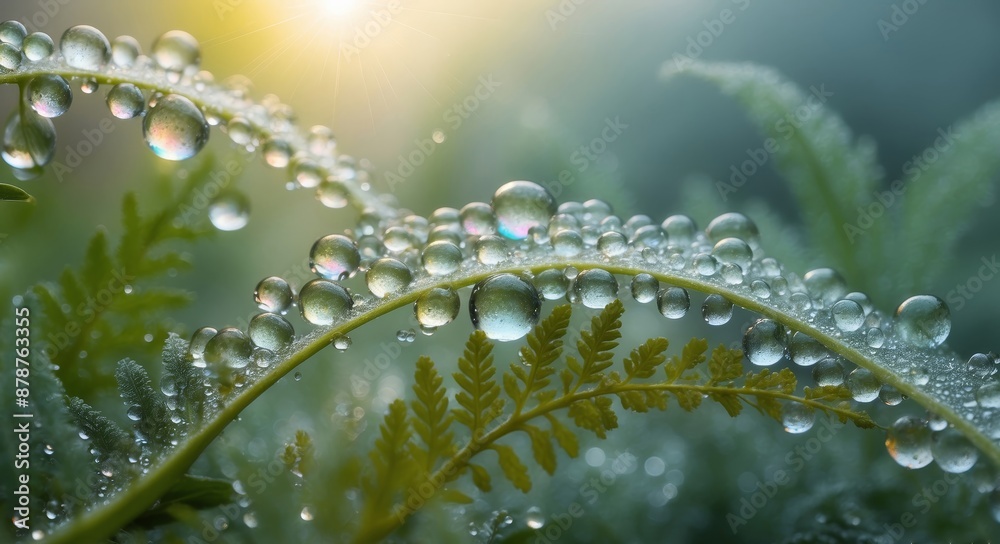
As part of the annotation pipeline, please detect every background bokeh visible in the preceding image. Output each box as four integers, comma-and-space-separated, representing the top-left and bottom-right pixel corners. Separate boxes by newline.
2, 1, 1000, 542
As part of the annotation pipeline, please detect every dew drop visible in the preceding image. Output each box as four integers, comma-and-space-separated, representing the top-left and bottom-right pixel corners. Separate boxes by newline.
846, 368, 880, 403
597, 231, 628, 257
248, 313, 294, 352
299, 279, 353, 326
702, 294, 733, 326
469, 274, 541, 342
60, 25, 110, 70
460, 202, 497, 236
0, 42, 23, 71
879, 384, 904, 406
414, 287, 461, 328
0, 20, 27, 47
976, 382, 1000, 408
812, 358, 844, 386
743, 319, 787, 366
23, 32, 55, 61
2, 111, 56, 169
630, 274, 658, 304
492, 181, 556, 240
865, 327, 885, 349
333, 335, 352, 351
661, 215, 696, 246
151, 30, 201, 72
534, 269, 569, 301
966, 353, 996, 379
310, 235, 360, 281
706, 213, 759, 249
895, 295, 950, 348
188, 327, 217, 359
110, 35, 140, 67
126, 405, 142, 421
204, 327, 253, 369
475, 235, 509, 265
552, 230, 584, 257
788, 331, 828, 367
782, 404, 815, 434
366, 258, 413, 298
255, 276, 294, 314
692, 253, 719, 276
885, 415, 933, 469
525, 506, 545, 529
802, 268, 847, 305
27, 75, 72, 118
657, 287, 689, 319
573, 269, 618, 309
263, 138, 291, 168
79, 78, 98, 94
831, 299, 865, 332
711, 237, 753, 270
208, 192, 250, 231
143, 94, 209, 161
421, 241, 462, 276
106, 83, 145, 119
931, 428, 978, 473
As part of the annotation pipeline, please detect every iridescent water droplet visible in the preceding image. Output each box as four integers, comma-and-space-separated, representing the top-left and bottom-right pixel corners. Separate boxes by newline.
208, 192, 250, 231
831, 299, 864, 332
492, 181, 556, 240
885, 415, 933, 469
469, 274, 541, 342
299, 279, 353, 326
143, 94, 209, 161
630, 274, 658, 304
846, 368, 880, 403
534, 269, 569, 301
460, 202, 497, 236
743, 319, 787, 366
106, 83, 145, 119
255, 276, 294, 314
782, 404, 815, 434
895, 295, 950, 348
27, 75, 72, 118
23, 32, 55, 61
2, 111, 55, 169
931, 428, 978, 473
204, 327, 253, 369
366, 258, 413, 298
812, 358, 844, 386
421, 241, 462, 276
248, 312, 294, 352
151, 30, 201, 72
702, 294, 733, 326
657, 287, 689, 319
414, 287, 461, 329
60, 25, 110, 70
310, 235, 360, 281
573, 269, 618, 309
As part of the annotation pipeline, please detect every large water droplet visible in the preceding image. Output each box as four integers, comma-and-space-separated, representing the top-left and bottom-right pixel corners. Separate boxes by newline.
0, 20, 27, 47
27, 75, 72, 118
895, 295, 950, 348
299, 279, 353, 326
702, 294, 733, 326
743, 319, 787, 366
106, 83, 145, 119
831, 299, 865, 332
60, 25, 110, 70
812, 358, 844, 386
706, 213, 759, 249
846, 368, 880, 403
0, 42, 22, 71
469, 274, 541, 342
966, 353, 996, 379
414, 287, 461, 328
931, 428, 978, 473
366, 258, 413, 298
255, 276, 294, 314
802, 268, 847, 305
525, 506, 545, 529
711, 237, 752, 270
151, 30, 201, 72
492, 181, 556, 240
661, 215, 696, 246
460, 202, 497, 236
474, 235, 509, 265
573, 269, 618, 309
421, 241, 462, 276
143, 94, 209, 161
782, 403, 815, 434
885, 415, 933, 469
310, 235, 360, 281
248, 312, 294, 352
188, 327, 217, 359
534, 269, 569, 300
976, 382, 1000, 408
110, 35, 140, 67
23, 32, 55, 61
204, 327, 253, 369
788, 331, 828, 367
2, 111, 55, 169
630, 274, 658, 304
657, 287, 689, 319
208, 192, 250, 231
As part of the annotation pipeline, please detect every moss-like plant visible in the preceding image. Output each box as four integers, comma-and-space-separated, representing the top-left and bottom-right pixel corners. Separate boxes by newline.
1, 22, 999, 543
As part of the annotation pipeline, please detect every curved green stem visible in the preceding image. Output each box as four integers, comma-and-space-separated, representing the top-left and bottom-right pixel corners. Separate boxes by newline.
42, 256, 1000, 544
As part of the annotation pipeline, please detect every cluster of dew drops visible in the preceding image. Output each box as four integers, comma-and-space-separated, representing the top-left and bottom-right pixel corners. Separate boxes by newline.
0, 20, 368, 228
5, 19, 1000, 526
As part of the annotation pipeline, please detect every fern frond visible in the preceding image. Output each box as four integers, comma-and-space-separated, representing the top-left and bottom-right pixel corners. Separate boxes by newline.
410, 357, 454, 473
453, 331, 504, 437
115, 359, 172, 449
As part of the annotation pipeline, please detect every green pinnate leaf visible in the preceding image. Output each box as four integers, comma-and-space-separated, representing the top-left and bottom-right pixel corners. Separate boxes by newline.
411, 357, 454, 473
515, 304, 572, 398
453, 331, 504, 436
67, 397, 130, 465
666, 337, 709, 383
545, 414, 579, 458
623, 337, 668, 380
0, 182, 34, 202
491, 443, 531, 492
115, 359, 172, 449
574, 299, 624, 384
521, 424, 557, 475
707, 344, 744, 384
469, 463, 492, 492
